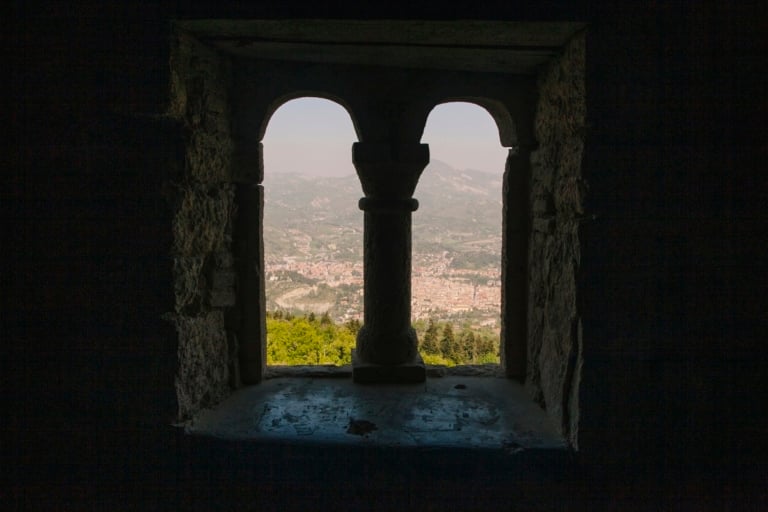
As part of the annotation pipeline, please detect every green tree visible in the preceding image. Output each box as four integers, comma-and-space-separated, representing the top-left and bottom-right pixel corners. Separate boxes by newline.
266, 311, 358, 366
457, 327, 476, 363
266, 316, 292, 364
421, 318, 439, 354
440, 323, 456, 362
288, 317, 322, 364
328, 327, 356, 365
344, 318, 361, 336
475, 332, 497, 361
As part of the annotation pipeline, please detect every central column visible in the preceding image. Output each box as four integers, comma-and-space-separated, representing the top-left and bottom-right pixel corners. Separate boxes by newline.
352, 142, 429, 383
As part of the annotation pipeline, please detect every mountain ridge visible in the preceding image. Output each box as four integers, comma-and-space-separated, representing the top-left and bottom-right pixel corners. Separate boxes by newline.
262, 159, 504, 325
263, 159, 504, 262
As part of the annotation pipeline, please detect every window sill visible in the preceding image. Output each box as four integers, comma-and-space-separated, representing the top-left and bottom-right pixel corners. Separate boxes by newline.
263, 363, 505, 379
185, 372, 567, 453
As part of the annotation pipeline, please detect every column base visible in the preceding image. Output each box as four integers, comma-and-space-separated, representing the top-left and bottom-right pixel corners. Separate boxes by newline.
352, 350, 426, 384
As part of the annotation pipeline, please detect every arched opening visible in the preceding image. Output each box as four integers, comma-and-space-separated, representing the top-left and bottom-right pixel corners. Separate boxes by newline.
415, 101, 510, 367
261, 97, 362, 366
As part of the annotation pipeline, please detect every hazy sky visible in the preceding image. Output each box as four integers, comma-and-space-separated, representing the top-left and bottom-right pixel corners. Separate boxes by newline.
262, 98, 508, 177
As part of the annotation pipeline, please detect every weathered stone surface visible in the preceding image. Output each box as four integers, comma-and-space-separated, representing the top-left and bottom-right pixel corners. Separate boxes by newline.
526, 32, 585, 447
265, 365, 353, 379
167, 29, 238, 420
210, 266, 237, 307
214, 250, 234, 268
173, 255, 206, 314
172, 184, 235, 257
352, 350, 426, 383
353, 142, 427, 372
172, 311, 231, 420
170, 31, 234, 184
186, 130, 234, 183
532, 217, 555, 234
211, 269, 236, 289
532, 197, 552, 215
210, 289, 236, 307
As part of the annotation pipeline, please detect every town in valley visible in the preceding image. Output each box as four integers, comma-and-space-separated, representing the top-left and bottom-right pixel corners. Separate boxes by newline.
263, 159, 505, 335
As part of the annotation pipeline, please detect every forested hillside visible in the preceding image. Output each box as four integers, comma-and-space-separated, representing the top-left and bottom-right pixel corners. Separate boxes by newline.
266, 312, 499, 366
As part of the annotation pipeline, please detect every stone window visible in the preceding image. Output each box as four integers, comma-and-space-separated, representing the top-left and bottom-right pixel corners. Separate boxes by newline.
261, 97, 361, 366
415, 101, 510, 365
170, 20, 585, 447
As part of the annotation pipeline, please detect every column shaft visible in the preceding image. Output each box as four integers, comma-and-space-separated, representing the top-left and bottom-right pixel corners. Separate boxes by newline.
352, 142, 429, 382
501, 148, 531, 379
236, 183, 266, 384
233, 142, 266, 384
357, 199, 418, 364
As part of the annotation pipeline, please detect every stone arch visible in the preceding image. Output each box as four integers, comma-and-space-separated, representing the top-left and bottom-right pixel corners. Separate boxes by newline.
258, 94, 363, 366
258, 91, 362, 144
418, 97, 518, 149
416, 98, 528, 379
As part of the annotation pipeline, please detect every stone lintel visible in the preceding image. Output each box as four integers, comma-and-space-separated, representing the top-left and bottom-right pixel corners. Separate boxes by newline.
352, 350, 426, 384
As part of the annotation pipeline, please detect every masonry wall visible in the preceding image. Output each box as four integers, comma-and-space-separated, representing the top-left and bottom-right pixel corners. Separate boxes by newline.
7, 2, 766, 509
526, 32, 585, 447
167, 30, 238, 419
575, 4, 767, 505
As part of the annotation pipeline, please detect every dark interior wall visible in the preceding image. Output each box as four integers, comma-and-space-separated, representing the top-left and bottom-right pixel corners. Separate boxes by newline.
8, 11, 180, 425
576, 2, 767, 503
6, 1, 766, 509
6, 8, 184, 505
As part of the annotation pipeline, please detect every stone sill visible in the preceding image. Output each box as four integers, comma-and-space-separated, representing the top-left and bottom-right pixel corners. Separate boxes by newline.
186, 371, 568, 454
264, 363, 505, 379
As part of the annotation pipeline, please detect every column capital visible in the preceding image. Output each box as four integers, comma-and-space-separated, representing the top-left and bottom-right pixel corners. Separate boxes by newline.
353, 142, 429, 199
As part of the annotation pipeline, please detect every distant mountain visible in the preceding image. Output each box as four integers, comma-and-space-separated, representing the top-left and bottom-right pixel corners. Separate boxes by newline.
413, 160, 503, 253
262, 160, 503, 262
262, 172, 362, 229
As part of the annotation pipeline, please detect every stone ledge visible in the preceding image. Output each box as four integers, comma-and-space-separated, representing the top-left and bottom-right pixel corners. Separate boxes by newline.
262, 363, 503, 379
265, 364, 352, 379
352, 350, 426, 383
186, 376, 568, 452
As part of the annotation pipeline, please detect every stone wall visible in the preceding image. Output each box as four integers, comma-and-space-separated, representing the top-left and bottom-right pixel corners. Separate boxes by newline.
166, 30, 237, 420
10, 4, 766, 509
526, 32, 586, 447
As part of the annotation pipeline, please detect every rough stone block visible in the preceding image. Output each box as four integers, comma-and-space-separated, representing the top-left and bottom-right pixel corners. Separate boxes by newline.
210, 288, 236, 307
214, 250, 234, 268
173, 311, 231, 420
172, 185, 234, 256
211, 269, 236, 289
173, 256, 205, 313
533, 217, 555, 234
532, 197, 551, 214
